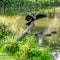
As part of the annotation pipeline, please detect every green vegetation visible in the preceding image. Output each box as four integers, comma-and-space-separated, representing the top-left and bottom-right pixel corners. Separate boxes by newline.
0, 24, 53, 60
0, 16, 60, 59
0, 0, 60, 17
0, 0, 60, 60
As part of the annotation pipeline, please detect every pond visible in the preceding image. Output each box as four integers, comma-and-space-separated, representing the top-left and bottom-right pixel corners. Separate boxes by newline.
33, 14, 60, 60
0, 14, 60, 43
0, 13, 60, 60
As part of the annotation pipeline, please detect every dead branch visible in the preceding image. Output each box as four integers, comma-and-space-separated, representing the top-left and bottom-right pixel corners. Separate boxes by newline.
16, 22, 35, 41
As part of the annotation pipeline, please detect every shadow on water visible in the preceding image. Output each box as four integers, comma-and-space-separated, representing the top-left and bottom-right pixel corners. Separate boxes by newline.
32, 26, 47, 33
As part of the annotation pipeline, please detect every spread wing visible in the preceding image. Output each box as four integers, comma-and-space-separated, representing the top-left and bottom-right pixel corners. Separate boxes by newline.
36, 14, 46, 19
25, 14, 46, 26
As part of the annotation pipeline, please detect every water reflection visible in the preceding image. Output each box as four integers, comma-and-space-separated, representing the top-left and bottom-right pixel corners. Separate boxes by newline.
52, 51, 60, 60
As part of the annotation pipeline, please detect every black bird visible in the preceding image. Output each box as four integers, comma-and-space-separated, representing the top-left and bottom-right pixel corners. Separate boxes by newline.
25, 13, 46, 26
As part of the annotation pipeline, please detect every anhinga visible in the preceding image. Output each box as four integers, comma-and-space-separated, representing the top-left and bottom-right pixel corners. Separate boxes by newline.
25, 13, 46, 26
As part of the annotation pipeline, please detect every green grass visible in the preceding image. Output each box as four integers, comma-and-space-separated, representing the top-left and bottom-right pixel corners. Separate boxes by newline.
0, 35, 53, 60
0, 52, 16, 60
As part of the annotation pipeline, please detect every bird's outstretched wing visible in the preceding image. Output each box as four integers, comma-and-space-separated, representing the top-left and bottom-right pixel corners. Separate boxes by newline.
36, 14, 46, 19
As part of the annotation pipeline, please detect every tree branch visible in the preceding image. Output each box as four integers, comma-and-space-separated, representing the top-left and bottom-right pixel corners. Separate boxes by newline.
16, 22, 35, 41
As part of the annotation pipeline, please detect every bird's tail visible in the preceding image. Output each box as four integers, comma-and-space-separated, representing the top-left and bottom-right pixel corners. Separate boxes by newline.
26, 20, 33, 26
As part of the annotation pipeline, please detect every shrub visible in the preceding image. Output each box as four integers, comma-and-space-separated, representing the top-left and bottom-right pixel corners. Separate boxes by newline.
27, 48, 41, 58
6, 42, 19, 55
18, 36, 53, 60
26, 47, 53, 60
0, 24, 14, 39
